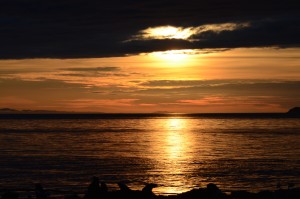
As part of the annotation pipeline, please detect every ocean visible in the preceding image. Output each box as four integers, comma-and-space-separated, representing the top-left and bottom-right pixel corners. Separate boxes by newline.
0, 114, 300, 197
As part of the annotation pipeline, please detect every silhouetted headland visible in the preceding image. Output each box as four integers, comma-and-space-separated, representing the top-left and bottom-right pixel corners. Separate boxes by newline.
1, 178, 299, 199
287, 107, 300, 116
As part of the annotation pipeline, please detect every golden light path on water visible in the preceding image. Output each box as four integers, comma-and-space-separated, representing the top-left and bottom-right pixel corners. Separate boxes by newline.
153, 118, 195, 195
147, 117, 222, 195
165, 118, 187, 160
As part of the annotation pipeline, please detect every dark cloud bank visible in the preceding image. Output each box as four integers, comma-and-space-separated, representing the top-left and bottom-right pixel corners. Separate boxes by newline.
0, 0, 299, 59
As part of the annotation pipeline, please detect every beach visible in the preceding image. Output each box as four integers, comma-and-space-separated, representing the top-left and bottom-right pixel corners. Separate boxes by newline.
1, 180, 300, 199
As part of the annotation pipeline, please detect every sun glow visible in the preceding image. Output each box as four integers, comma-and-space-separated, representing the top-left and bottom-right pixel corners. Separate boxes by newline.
148, 49, 196, 66
167, 118, 185, 131
153, 50, 188, 60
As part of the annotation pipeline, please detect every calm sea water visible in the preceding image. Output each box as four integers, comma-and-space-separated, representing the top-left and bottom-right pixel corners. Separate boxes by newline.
0, 115, 300, 197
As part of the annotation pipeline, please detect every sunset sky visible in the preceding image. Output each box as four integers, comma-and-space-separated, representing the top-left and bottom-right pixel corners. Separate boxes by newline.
0, 0, 300, 113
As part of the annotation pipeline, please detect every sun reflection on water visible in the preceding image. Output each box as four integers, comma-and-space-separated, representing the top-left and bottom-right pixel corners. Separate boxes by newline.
165, 118, 186, 160
168, 118, 185, 130
154, 118, 194, 195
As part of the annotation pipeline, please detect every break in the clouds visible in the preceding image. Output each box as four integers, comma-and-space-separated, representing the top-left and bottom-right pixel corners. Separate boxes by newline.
0, 0, 299, 59
129, 23, 249, 41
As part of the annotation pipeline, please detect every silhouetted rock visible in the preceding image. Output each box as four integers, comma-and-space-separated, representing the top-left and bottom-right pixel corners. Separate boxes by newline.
84, 177, 101, 199
117, 182, 132, 193
287, 188, 300, 199
142, 183, 158, 194
201, 183, 226, 199
256, 190, 273, 199
162, 184, 229, 199
230, 190, 255, 199
141, 183, 158, 199
112, 182, 158, 199
170, 188, 207, 199
274, 189, 287, 199
100, 182, 108, 193
288, 183, 295, 189
64, 194, 81, 199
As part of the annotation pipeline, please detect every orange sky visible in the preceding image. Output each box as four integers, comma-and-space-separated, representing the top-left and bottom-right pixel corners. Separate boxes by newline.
0, 47, 300, 113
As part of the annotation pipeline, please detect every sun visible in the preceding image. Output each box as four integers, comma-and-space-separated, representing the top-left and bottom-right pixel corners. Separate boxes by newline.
141, 26, 194, 40
133, 26, 199, 66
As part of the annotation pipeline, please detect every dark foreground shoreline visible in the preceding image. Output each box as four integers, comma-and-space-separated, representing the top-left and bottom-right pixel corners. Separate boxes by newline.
1, 180, 299, 199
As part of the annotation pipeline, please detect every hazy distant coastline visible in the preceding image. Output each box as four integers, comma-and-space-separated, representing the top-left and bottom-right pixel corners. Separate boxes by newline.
0, 108, 65, 114
0, 107, 298, 114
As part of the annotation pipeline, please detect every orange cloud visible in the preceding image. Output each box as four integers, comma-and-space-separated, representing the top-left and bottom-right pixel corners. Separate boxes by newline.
60, 99, 138, 108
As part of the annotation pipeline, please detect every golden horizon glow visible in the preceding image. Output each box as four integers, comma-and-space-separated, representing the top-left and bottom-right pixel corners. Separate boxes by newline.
0, 48, 299, 113
146, 49, 197, 67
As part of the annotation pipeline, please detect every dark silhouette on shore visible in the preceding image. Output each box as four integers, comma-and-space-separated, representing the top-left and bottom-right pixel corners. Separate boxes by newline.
84, 177, 101, 199
1, 178, 299, 199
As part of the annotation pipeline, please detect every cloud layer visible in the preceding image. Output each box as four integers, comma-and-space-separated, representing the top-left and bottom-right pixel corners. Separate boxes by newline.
0, 0, 299, 59
1, 76, 300, 112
